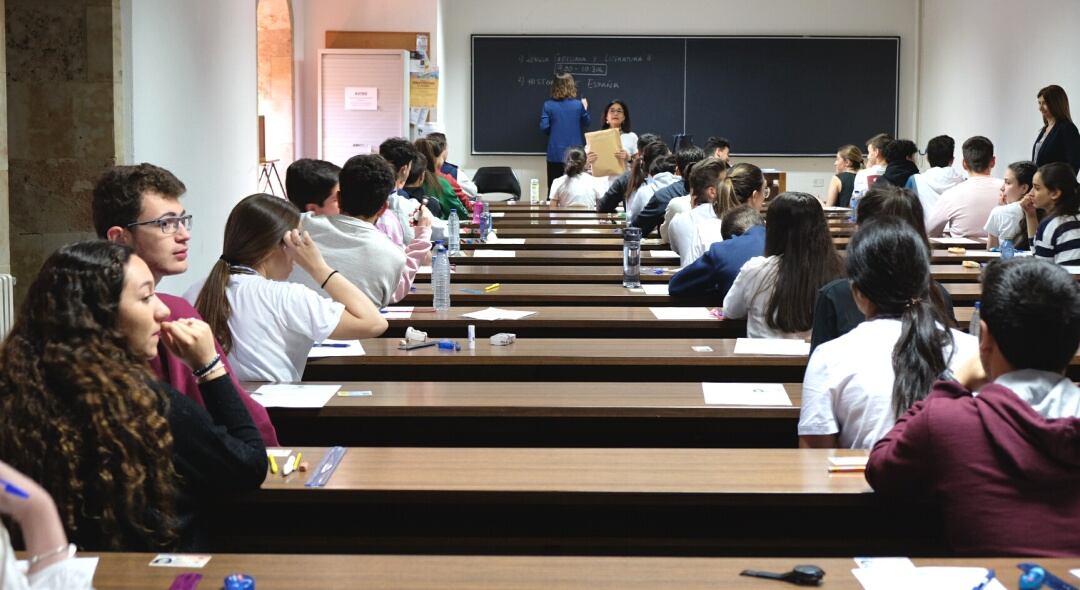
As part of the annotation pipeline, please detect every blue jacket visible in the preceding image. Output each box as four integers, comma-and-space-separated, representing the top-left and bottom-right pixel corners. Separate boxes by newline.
540, 98, 590, 162
668, 225, 766, 300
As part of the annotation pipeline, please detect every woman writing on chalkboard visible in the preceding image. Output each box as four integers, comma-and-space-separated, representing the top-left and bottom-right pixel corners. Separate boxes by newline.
540, 73, 590, 194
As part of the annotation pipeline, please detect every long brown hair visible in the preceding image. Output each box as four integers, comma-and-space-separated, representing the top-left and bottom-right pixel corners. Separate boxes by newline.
715, 162, 764, 217
414, 137, 446, 195
837, 144, 864, 171
195, 194, 301, 354
1038, 84, 1072, 124
0, 240, 178, 549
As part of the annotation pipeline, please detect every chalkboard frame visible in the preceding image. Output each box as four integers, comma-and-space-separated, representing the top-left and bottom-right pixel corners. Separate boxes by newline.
471, 34, 900, 157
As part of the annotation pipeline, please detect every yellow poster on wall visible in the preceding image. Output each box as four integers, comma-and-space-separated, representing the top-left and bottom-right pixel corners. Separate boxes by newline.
410, 70, 439, 108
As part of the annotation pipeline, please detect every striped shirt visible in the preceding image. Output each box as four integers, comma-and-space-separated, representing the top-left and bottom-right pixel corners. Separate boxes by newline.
1034, 214, 1080, 266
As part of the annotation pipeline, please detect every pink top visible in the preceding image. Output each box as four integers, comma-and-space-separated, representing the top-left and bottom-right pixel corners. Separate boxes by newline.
925, 176, 1004, 238
391, 225, 433, 303
375, 208, 405, 247
150, 293, 279, 446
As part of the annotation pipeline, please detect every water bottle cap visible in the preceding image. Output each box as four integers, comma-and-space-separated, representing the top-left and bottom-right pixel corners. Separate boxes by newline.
623, 227, 642, 240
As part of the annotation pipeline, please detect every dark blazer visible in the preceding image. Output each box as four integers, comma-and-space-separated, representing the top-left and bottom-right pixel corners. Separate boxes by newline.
1033, 119, 1080, 172
667, 224, 766, 301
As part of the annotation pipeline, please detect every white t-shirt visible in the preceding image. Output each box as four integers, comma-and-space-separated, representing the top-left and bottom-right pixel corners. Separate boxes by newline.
669, 202, 724, 266
983, 202, 1024, 242
799, 318, 979, 449
660, 194, 692, 243
185, 273, 344, 382
722, 255, 810, 340
852, 164, 886, 201
550, 173, 602, 208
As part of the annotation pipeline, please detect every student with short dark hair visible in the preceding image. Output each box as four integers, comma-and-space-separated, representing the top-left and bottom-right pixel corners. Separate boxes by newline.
1030, 161, 1080, 265
190, 193, 387, 382
867, 257, 1080, 556
910, 134, 966, 217
289, 154, 434, 307
723, 192, 844, 339
285, 158, 340, 215
879, 139, 920, 188
596, 133, 662, 212
632, 145, 706, 236
800, 219, 977, 449
549, 147, 601, 208
668, 158, 730, 265
668, 205, 765, 301
810, 183, 957, 352
852, 133, 892, 202
93, 163, 278, 445
985, 160, 1038, 249
704, 136, 731, 162
824, 144, 863, 207
663, 162, 761, 242
378, 137, 425, 245
926, 135, 1003, 238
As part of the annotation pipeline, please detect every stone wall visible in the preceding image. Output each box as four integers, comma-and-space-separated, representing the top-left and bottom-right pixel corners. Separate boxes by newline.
6, 0, 119, 302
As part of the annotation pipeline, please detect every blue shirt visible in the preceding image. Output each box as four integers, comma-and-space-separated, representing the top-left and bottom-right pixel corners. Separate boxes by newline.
668, 225, 766, 301
540, 98, 590, 162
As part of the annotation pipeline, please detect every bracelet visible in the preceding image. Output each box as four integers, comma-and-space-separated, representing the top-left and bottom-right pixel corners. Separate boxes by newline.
192, 354, 221, 378
28, 543, 76, 566
320, 269, 339, 289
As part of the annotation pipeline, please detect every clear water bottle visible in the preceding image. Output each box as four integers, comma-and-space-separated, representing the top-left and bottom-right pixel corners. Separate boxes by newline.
968, 301, 981, 340
623, 227, 642, 288
530, 178, 540, 205
849, 191, 862, 223
432, 242, 451, 312
1000, 239, 1016, 259
447, 210, 461, 255
482, 210, 494, 239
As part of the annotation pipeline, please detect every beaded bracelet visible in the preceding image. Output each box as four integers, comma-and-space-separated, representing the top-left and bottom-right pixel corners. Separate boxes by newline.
192, 354, 221, 378
28, 543, 76, 566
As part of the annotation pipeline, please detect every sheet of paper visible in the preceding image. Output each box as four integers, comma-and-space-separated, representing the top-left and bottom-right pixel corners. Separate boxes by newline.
733, 338, 811, 356
853, 557, 915, 570
584, 128, 624, 176
564, 219, 598, 225
267, 448, 293, 457
491, 212, 506, 218
852, 567, 1005, 590
702, 382, 791, 406
1070, 569, 1080, 579
639, 283, 669, 295
460, 307, 537, 321
930, 237, 981, 245
148, 554, 213, 568
471, 249, 517, 257
344, 86, 377, 110
252, 384, 341, 408
418, 265, 455, 274
381, 306, 414, 319
691, 345, 713, 352
649, 250, 680, 258
307, 339, 366, 358
488, 237, 524, 244
650, 307, 717, 320
17, 557, 98, 577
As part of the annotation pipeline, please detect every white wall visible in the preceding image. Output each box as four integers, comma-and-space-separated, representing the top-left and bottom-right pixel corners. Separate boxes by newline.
918, 0, 1080, 170
128, 0, 259, 296
293, 0, 438, 158
440, 0, 920, 198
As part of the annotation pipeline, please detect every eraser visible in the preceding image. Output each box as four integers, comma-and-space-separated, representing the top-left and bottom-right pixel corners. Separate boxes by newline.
948, 247, 966, 254
298, 462, 309, 472
961, 260, 981, 268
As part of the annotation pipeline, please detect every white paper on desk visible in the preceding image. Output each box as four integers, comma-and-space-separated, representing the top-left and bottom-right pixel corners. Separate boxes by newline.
491, 212, 506, 218
489, 237, 525, 244
564, 219, 598, 225
17, 557, 98, 578
851, 566, 1005, 590
649, 250, 680, 258
639, 284, 669, 295
853, 557, 915, 570
307, 339, 366, 358
702, 383, 791, 406
471, 249, 517, 257
252, 384, 340, 408
418, 265, 455, 274
1070, 568, 1080, 580
381, 305, 414, 319
930, 237, 981, 245
649, 307, 717, 320
733, 338, 810, 356
460, 307, 537, 321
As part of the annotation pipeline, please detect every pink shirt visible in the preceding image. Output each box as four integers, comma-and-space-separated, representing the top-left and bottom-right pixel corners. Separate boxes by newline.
375, 208, 405, 247
925, 175, 1004, 238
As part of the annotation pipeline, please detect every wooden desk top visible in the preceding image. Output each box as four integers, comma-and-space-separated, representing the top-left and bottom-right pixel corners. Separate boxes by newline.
78, 553, 1080, 590
460, 237, 666, 250
403, 282, 714, 306
450, 249, 1002, 266
417, 264, 674, 283
486, 227, 856, 239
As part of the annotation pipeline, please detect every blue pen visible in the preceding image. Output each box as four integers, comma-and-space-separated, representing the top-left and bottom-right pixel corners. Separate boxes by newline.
972, 569, 995, 590
0, 479, 29, 499
314, 343, 350, 348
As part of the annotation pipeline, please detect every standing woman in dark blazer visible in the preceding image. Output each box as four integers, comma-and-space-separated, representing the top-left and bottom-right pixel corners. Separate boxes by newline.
540, 73, 589, 194
1033, 84, 1080, 172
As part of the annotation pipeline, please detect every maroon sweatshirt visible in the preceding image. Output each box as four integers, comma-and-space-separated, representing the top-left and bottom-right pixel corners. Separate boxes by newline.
867, 379, 1080, 556
149, 293, 279, 446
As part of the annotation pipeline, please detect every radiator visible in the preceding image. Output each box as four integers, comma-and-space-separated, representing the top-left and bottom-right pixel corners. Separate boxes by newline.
0, 274, 14, 341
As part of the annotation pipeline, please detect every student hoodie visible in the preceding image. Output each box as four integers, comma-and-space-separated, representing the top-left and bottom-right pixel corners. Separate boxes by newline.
911, 166, 966, 221
866, 372, 1080, 556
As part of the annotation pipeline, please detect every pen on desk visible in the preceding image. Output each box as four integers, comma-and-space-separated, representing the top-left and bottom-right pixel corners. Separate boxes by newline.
293, 452, 302, 470
0, 479, 29, 499
484, 283, 501, 291
314, 343, 350, 348
268, 454, 279, 475
971, 568, 995, 590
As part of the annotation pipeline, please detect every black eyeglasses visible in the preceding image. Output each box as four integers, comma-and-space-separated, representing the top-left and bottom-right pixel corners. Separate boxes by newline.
126, 214, 193, 235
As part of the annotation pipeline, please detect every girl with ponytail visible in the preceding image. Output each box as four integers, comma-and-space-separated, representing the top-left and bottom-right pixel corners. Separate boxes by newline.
190, 193, 387, 382
549, 147, 601, 208
799, 218, 979, 449
1030, 162, 1080, 265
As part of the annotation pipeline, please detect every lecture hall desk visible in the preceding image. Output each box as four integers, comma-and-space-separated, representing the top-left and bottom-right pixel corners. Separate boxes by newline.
76, 553, 1079, 590
447, 249, 1001, 266
478, 226, 859, 239
259, 381, 803, 448
208, 448, 947, 556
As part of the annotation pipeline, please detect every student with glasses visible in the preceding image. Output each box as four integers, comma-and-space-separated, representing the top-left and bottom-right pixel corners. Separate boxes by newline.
93, 163, 279, 445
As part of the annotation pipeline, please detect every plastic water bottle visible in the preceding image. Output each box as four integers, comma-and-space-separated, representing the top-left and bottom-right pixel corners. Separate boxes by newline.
530, 178, 540, 205
968, 301, 981, 340
482, 210, 494, 239
1000, 239, 1016, 259
472, 200, 483, 228
849, 191, 862, 223
432, 242, 451, 312
623, 227, 642, 288
447, 210, 461, 255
